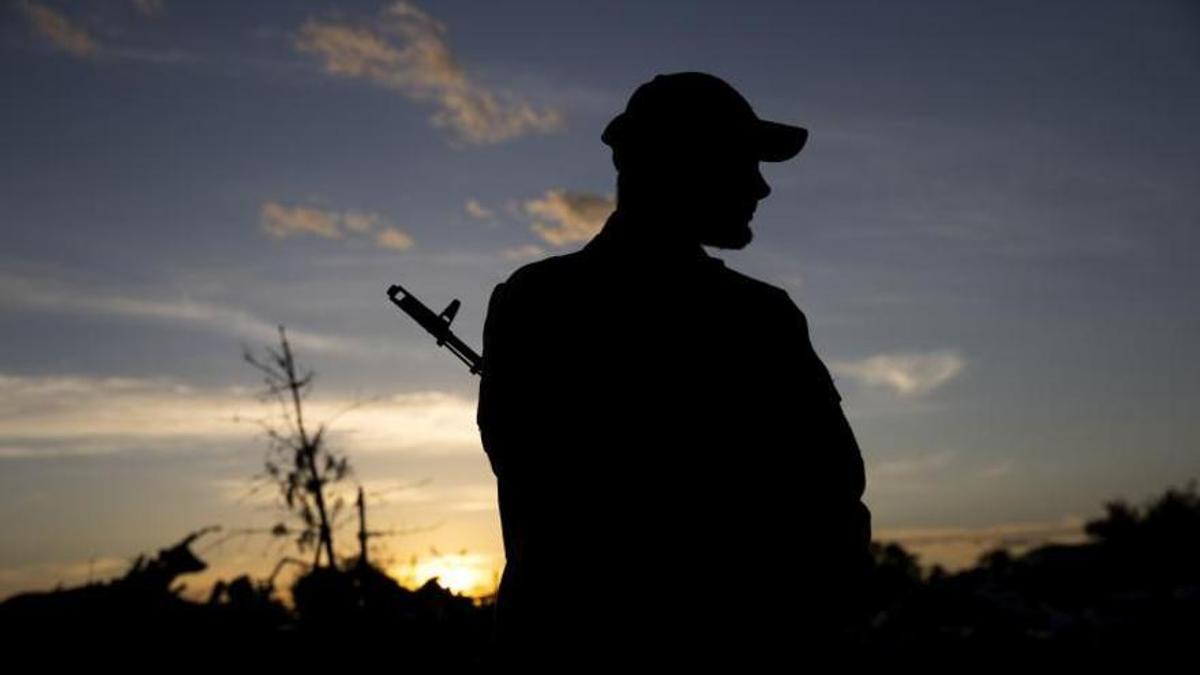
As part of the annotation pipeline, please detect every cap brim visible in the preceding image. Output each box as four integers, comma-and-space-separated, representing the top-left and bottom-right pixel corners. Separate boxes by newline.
600, 113, 624, 147
756, 120, 807, 162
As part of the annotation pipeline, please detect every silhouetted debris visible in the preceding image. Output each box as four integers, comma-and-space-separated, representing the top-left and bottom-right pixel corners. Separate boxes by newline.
0, 527, 225, 641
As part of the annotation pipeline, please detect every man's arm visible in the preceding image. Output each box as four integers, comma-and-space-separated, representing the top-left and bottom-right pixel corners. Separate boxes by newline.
477, 281, 515, 479
477, 279, 538, 572
780, 292, 872, 577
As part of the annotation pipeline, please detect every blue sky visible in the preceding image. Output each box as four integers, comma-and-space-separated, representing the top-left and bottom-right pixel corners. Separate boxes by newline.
1, 0, 1198, 597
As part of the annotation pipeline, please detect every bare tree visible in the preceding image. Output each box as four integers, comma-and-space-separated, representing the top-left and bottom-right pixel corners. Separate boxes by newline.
242, 325, 351, 569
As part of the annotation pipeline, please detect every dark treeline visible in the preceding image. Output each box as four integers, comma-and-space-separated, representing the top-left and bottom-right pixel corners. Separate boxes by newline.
2, 481, 1196, 663
862, 480, 1200, 658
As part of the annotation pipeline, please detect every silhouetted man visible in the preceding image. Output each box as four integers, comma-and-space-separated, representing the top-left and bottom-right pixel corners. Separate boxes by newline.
477, 72, 871, 668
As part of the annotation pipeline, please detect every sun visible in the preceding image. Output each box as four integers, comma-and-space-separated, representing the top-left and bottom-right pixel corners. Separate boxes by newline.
394, 552, 497, 597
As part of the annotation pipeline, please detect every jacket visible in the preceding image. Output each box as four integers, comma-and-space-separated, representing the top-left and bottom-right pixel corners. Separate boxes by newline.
476, 210, 871, 666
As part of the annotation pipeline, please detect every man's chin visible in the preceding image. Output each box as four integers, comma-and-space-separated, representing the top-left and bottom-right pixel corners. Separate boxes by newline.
700, 224, 753, 250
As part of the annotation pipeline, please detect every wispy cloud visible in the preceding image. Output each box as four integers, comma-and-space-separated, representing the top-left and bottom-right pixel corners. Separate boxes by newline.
132, 0, 165, 17
831, 350, 965, 396
868, 449, 1018, 501
977, 461, 1013, 478
17, 0, 182, 62
20, 1, 98, 58
260, 201, 413, 251
524, 189, 614, 246
0, 273, 366, 356
871, 450, 956, 480
294, 1, 563, 144
0, 373, 482, 459
342, 211, 380, 233
500, 244, 546, 260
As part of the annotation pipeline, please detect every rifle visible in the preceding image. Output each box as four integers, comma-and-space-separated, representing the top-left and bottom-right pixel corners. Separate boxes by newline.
386, 284, 483, 375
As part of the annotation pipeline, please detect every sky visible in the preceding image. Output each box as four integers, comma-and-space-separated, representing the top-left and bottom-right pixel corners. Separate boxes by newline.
1, 0, 1198, 599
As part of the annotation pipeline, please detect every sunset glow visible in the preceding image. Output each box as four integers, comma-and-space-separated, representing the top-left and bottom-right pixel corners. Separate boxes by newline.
393, 553, 498, 598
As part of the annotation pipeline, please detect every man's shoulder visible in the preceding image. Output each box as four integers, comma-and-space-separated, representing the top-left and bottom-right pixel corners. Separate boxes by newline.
485, 251, 590, 317
714, 263, 788, 298
712, 262, 805, 318
504, 250, 589, 287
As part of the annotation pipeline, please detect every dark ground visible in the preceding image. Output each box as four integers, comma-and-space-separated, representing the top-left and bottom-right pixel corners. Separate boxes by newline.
2, 481, 1196, 665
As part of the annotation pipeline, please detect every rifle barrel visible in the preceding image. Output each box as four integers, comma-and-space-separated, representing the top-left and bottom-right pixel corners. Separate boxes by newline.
387, 284, 483, 375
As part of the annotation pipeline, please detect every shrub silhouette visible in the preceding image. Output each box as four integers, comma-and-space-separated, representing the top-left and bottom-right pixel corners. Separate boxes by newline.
242, 325, 354, 568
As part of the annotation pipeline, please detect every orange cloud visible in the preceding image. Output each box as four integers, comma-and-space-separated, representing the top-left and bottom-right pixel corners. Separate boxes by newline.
525, 189, 614, 246
20, 1, 98, 58
295, 1, 562, 144
464, 199, 494, 219
377, 226, 415, 250
261, 202, 344, 239
260, 201, 412, 251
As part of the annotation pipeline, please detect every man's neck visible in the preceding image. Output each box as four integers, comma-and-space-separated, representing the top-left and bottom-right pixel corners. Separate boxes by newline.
602, 207, 708, 259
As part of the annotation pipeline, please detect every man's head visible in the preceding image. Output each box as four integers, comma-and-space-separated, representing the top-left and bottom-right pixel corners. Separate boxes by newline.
602, 72, 807, 250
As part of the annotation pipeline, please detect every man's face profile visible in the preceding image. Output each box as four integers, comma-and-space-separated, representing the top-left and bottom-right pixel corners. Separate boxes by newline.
669, 144, 772, 250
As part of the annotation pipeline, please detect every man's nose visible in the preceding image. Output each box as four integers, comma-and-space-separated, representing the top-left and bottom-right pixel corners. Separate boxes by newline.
753, 168, 771, 200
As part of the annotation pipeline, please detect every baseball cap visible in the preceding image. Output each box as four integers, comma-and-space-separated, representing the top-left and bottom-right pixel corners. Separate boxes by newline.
601, 72, 808, 162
